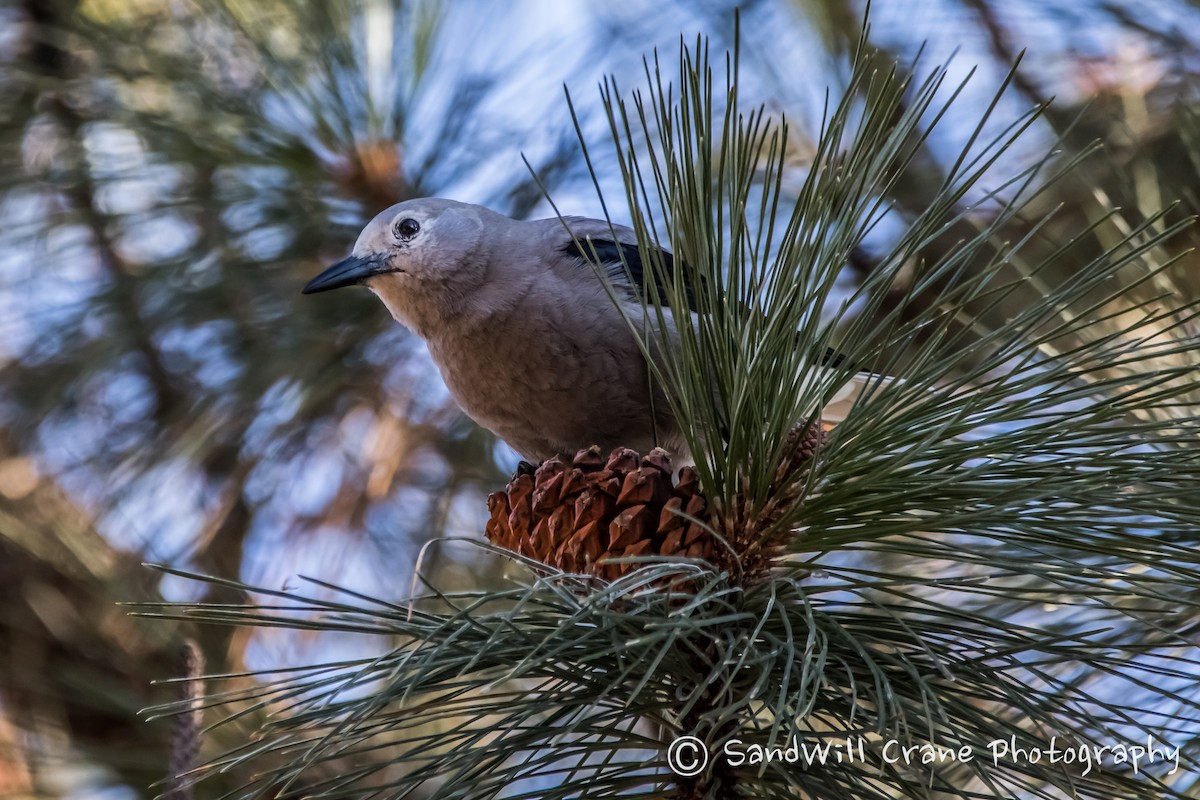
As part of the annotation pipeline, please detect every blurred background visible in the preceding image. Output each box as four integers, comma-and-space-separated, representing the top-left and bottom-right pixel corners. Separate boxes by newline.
1, 0, 1199, 797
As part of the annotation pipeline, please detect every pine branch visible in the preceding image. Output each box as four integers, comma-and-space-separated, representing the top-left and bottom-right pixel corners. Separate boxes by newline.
140, 20, 1200, 800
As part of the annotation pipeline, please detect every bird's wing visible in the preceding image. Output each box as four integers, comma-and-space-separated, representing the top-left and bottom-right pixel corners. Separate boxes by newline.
546, 216, 890, 425
554, 217, 703, 312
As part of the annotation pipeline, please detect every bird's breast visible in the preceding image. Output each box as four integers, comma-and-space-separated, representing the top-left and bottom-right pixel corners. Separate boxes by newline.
425, 309, 663, 460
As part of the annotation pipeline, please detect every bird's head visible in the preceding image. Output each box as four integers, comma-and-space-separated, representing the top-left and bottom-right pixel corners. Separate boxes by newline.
302, 198, 493, 333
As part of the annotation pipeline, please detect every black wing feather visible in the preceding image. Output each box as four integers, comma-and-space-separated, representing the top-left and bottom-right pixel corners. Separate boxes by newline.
561, 238, 700, 312
563, 238, 855, 370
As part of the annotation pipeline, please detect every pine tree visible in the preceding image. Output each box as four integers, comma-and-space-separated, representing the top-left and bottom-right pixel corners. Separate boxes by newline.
144, 25, 1200, 800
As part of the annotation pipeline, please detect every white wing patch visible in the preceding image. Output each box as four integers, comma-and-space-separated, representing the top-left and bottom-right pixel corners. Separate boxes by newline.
816, 369, 895, 425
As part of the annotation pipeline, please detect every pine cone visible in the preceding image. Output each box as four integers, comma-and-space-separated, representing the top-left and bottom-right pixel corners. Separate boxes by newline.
771, 422, 830, 494
486, 446, 713, 581
486, 424, 828, 583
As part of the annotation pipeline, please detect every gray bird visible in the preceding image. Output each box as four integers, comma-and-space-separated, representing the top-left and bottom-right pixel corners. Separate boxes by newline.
302, 198, 869, 462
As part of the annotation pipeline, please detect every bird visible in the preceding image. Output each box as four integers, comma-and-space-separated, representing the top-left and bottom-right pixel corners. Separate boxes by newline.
302, 198, 875, 463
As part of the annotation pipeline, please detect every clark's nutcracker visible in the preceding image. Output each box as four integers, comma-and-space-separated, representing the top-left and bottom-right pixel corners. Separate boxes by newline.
303, 198, 872, 462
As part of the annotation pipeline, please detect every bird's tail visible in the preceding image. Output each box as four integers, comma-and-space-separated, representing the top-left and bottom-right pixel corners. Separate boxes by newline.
818, 370, 896, 425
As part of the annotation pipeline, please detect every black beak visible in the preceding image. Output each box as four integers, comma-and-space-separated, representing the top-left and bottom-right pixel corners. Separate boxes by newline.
301, 254, 383, 294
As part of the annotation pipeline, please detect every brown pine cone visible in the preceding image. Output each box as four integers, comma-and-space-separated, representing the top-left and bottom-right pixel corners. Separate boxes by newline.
771, 422, 829, 495
486, 446, 713, 581
485, 424, 827, 584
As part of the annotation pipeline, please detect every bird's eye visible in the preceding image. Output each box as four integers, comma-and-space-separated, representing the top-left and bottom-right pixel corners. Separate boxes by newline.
396, 218, 420, 239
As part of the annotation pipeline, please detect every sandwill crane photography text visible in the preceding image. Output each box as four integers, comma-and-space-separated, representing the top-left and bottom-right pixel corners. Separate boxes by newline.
666, 734, 1182, 778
